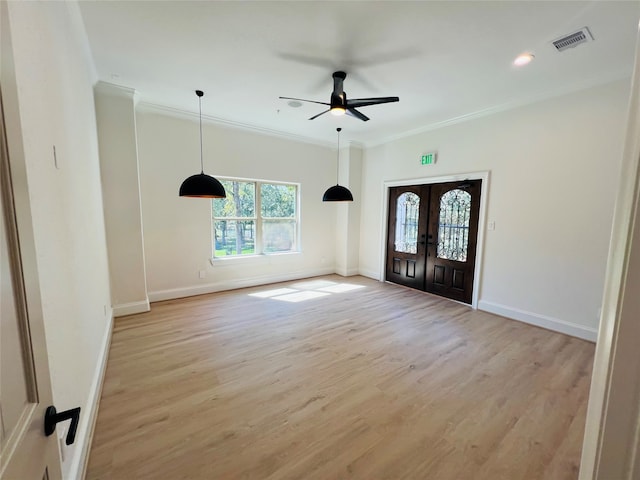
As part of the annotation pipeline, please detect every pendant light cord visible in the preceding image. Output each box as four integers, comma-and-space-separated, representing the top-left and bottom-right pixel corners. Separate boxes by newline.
336, 127, 342, 184
199, 94, 204, 174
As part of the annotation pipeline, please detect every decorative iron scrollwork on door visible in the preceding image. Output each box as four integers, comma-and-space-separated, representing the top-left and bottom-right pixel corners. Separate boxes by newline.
394, 192, 420, 254
437, 189, 471, 262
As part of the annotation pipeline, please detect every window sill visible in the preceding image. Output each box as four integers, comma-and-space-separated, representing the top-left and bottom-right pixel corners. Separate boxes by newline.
209, 251, 301, 266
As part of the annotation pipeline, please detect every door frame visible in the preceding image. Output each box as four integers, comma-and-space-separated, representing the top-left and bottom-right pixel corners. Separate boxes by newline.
579, 27, 640, 480
1, 2, 63, 476
378, 171, 490, 309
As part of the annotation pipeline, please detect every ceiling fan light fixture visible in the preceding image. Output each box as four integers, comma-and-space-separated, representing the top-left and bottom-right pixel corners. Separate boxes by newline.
179, 90, 226, 199
513, 52, 535, 66
323, 127, 353, 202
330, 106, 346, 116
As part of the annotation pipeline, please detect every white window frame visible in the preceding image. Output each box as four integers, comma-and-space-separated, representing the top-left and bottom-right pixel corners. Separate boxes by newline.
211, 177, 301, 260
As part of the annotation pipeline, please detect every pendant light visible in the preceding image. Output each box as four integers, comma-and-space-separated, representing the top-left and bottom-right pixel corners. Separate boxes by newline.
322, 127, 353, 202
179, 90, 226, 198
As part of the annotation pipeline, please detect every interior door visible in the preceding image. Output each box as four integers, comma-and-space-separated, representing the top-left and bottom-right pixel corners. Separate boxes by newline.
425, 180, 481, 304
0, 71, 62, 479
385, 185, 430, 290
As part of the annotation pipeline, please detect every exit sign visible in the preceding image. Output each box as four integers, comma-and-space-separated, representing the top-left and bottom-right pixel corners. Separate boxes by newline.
421, 152, 437, 165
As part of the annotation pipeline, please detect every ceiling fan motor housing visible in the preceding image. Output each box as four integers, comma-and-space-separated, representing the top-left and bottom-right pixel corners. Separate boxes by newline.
331, 91, 346, 108
331, 71, 347, 108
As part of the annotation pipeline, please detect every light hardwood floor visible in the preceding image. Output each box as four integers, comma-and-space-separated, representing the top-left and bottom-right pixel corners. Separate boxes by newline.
86, 275, 594, 479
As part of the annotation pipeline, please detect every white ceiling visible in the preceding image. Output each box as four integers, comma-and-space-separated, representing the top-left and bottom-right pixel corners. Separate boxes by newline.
78, 1, 640, 146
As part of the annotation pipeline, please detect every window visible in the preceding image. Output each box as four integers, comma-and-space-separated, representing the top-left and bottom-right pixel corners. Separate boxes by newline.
394, 192, 420, 254
213, 179, 298, 257
437, 189, 471, 262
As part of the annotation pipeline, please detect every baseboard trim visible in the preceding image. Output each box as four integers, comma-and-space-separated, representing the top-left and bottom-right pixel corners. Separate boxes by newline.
358, 268, 382, 281
112, 299, 150, 317
148, 268, 336, 302
335, 268, 360, 277
478, 300, 598, 342
68, 312, 113, 479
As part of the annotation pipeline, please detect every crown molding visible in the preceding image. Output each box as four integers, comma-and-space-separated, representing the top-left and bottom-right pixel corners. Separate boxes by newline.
94, 81, 139, 104
364, 70, 632, 148
136, 102, 335, 149
130, 70, 629, 151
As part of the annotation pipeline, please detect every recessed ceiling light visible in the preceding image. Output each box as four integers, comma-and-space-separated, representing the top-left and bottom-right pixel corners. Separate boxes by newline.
513, 53, 535, 66
287, 100, 302, 108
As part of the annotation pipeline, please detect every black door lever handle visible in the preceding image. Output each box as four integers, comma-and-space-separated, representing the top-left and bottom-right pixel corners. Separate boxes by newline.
44, 405, 81, 445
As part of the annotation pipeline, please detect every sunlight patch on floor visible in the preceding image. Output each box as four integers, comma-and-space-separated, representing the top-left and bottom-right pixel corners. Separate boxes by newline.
248, 288, 297, 298
273, 291, 331, 303
248, 280, 366, 303
290, 280, 338, 290
317, 283, 366, 294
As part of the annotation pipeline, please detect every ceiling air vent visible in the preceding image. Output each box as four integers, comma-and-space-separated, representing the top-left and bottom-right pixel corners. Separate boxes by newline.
552, 27, 594, 52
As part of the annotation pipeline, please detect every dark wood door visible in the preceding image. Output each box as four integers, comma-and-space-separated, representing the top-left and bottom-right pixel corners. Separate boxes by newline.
386, 180, 482, 304
385, 185, 430, 290
425, 180, 482, 304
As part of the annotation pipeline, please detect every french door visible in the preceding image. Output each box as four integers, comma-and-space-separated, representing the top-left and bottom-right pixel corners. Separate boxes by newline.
385, 185, 429, 290
385, 180, 481, 304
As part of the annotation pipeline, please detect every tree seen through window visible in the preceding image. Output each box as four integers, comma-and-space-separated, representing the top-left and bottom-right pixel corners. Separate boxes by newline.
213, 180, 298, 257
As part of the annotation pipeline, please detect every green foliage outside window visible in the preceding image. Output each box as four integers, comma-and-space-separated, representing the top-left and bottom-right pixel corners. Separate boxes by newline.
261, 184, 296, 218
213, 180, 298, 257
213, 180, 255, 218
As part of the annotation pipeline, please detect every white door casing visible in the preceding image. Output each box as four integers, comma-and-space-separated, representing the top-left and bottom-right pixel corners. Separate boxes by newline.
0, 2, 62, 477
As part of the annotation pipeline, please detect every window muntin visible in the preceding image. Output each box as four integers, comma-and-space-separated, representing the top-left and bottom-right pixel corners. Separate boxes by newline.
394, 192, 420, 254
437, 189, 471, 262
213, 179, 298, 257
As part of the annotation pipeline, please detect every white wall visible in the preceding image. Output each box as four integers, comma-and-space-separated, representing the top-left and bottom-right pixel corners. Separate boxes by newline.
136, 108, 338, 300
359, 80, 630, 340
5, 2, 112, 478
94, 82, 149, 316
335, 144, 363, 276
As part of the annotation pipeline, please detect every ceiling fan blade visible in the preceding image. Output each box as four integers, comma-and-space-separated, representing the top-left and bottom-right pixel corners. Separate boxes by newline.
279, 96, 330, 106
346, 108, 370, 122
308, 109, 331, 120
346, 97, 400, 108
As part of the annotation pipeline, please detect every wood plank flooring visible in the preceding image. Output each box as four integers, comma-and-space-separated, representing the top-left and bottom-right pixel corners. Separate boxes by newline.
86, 275, 594, 479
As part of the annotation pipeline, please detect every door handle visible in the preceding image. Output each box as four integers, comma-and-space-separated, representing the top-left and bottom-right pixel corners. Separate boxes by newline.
44, 405, 81, 445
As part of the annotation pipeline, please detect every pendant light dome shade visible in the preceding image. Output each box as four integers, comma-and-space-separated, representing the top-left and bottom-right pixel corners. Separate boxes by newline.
322, 127, 353, 202
179, 173, 226, 198
322, 184, 354, 201
179, 90, 226, 199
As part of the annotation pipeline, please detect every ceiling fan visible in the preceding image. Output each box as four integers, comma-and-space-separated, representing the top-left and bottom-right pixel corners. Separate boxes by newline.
280, 71, 399, 122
